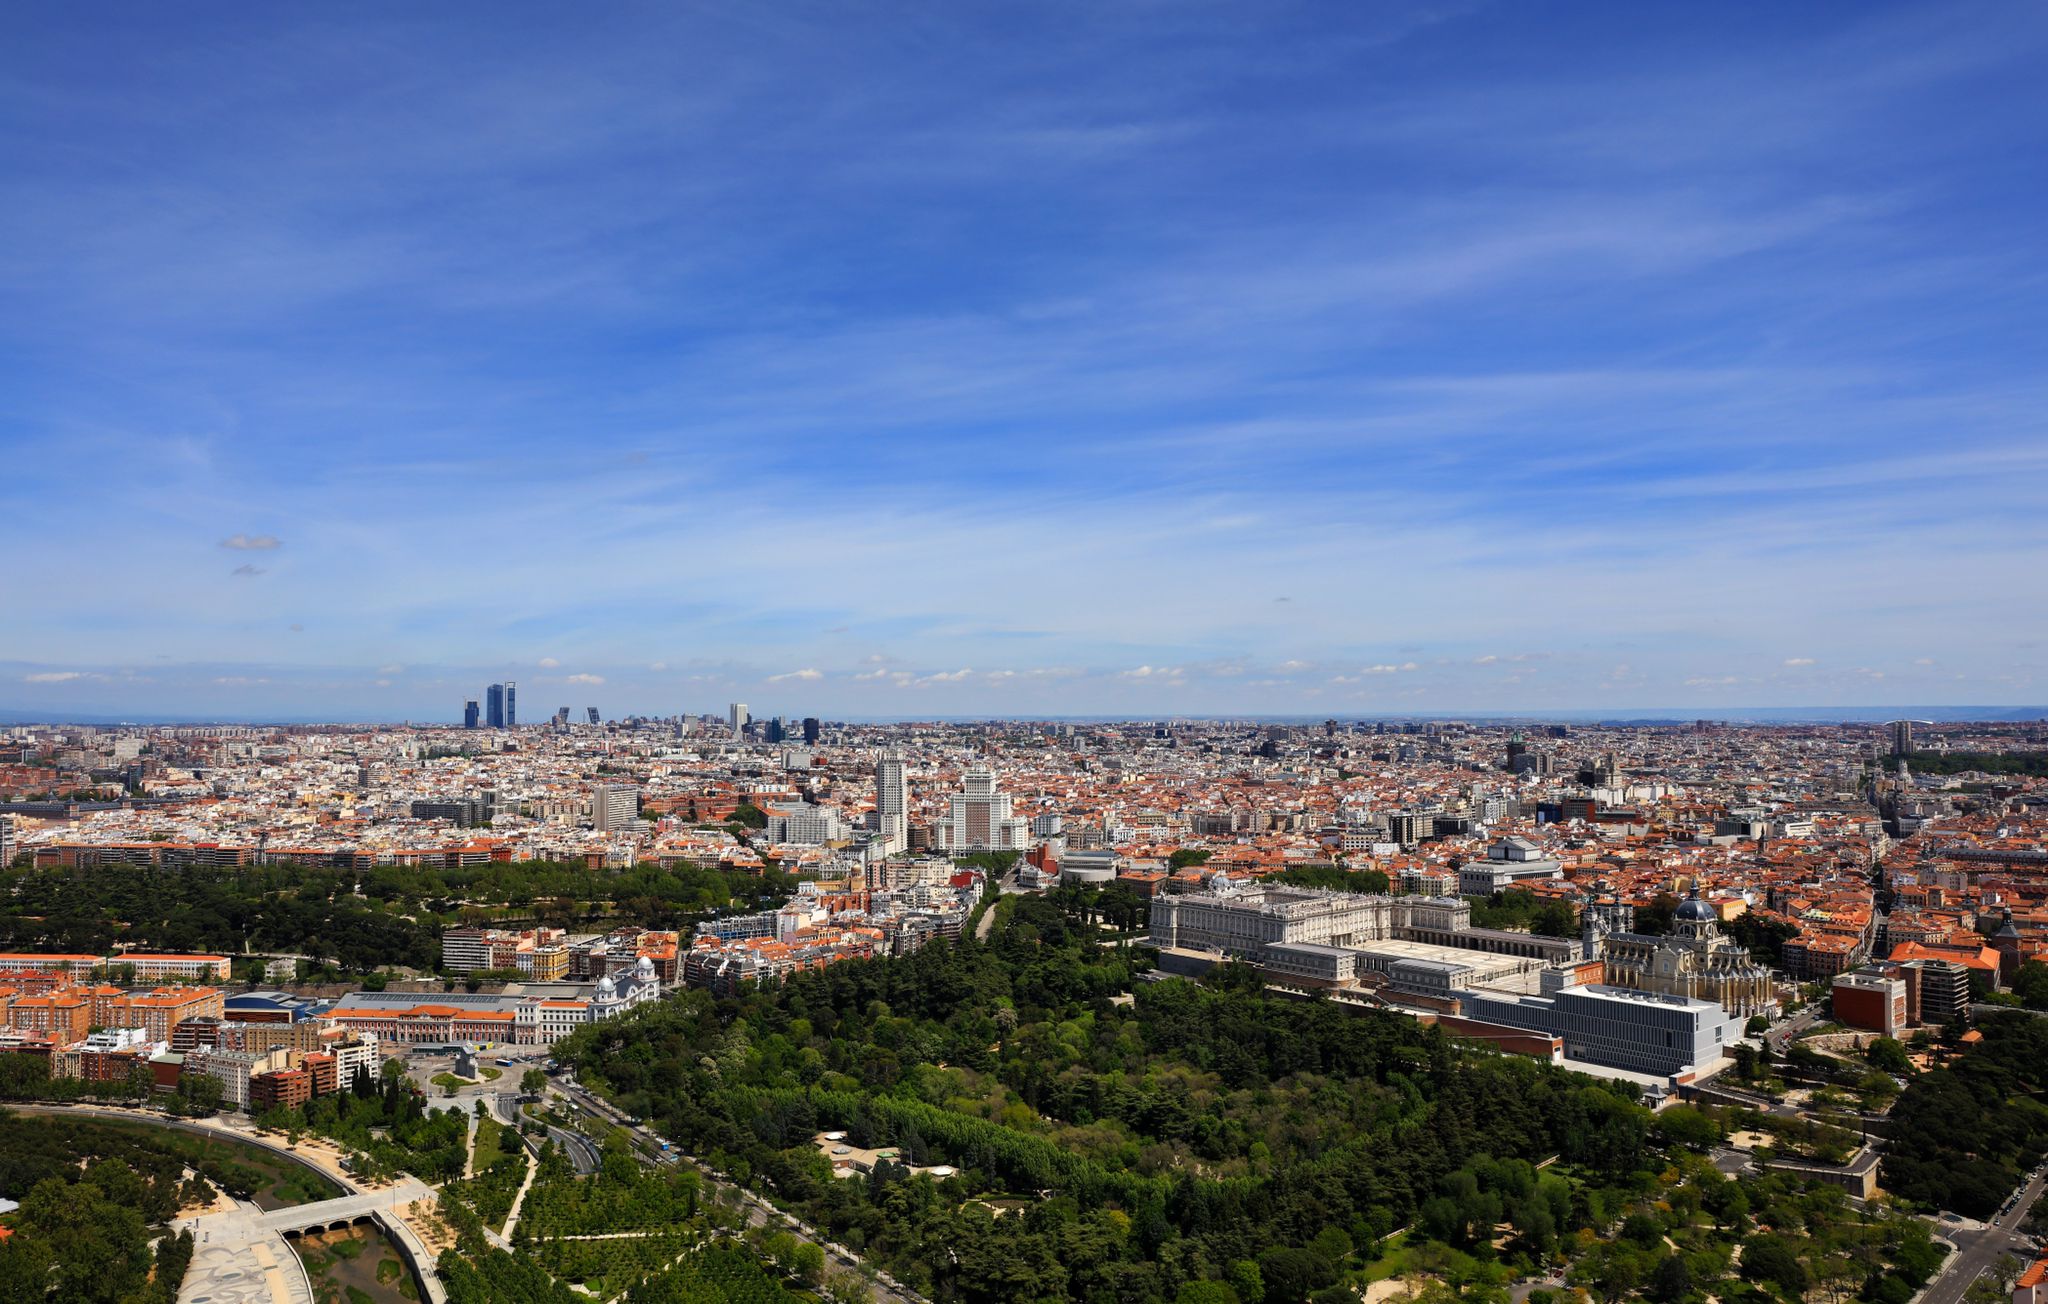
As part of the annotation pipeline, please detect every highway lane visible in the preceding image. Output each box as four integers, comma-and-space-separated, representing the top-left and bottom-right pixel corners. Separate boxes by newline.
1919, 1164, 2047, 1304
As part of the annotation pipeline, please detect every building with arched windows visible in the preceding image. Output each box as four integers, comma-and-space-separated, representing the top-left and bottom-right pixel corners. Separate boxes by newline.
1586, 890, 1776, 1017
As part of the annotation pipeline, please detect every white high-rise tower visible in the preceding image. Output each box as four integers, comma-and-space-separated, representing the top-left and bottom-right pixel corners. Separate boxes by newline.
875, 753, 908, 842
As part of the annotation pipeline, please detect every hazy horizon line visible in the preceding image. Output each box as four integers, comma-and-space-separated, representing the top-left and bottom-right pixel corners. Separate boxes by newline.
5, 704, 2044, 729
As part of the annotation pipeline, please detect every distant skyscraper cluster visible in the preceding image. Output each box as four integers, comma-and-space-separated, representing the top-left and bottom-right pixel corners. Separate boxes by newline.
466, 681, 518, 729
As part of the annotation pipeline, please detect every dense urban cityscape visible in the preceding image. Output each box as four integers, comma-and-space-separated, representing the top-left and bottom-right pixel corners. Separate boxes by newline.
1, 710, 2047, 1303
9, 2, 2048, 1303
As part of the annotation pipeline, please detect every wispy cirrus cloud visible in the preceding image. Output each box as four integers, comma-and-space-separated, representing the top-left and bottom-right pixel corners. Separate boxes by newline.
2, 4, 2044, 716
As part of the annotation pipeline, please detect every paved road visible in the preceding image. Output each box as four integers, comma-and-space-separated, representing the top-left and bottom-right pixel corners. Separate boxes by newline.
540, 1119, 602, 1174
1919, 1165, 2047, 1304
1767, 1006, 1824, 1055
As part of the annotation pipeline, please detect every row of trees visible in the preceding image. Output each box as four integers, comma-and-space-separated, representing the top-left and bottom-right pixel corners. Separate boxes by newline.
0, 855, 792, 973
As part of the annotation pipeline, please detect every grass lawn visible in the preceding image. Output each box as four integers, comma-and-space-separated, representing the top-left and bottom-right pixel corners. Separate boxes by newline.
473, 1116, 512, 1171
1361, 1233, 1413, 1284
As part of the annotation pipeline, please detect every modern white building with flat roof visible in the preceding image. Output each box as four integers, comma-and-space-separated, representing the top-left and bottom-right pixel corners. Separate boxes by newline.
1462, 983, 1739, 1078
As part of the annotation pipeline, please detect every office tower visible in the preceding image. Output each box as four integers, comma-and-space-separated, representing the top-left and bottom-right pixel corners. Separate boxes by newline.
0, 814, 15, 869
875, 753, 908, 842
485, 683, 506, 728
937, 765, 1029, 850
587, 707, 600, 725
802, 717, 820, 745
728, 702, 749, 737
463, 700, 480, 730
505, 681, 517, 727
592, 784, 640, 833
765, 718, 785, 744
1890, 720, 1914, 757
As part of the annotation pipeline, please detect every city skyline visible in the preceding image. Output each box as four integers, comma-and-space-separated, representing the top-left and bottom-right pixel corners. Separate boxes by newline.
6, 3, 2047, 717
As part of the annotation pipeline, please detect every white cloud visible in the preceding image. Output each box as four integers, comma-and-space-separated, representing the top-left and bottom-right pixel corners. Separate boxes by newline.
1782, 657, 1815, 667
648, 661, 669, 672
373, 678, 392, 688
1684, 675, 1740, 686
213, 675, 270, 686
1276, 659, 1312, 673
24, 670, 88, 683
537, 657, 561, 668
921, 668, 974, 683
1472, 654, 1498, 665
377, 663, 406, 674
1119, 665, 1179, 679
766, 668, 823, 682
565, 672, 605, 685
853, 668, 890, 681
220, 534, 281, 551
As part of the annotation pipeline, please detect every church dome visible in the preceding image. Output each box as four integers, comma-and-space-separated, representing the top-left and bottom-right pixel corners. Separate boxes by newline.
596, 974, 616, 999
1675, 894, 1717, 923
634, 954, 656, 980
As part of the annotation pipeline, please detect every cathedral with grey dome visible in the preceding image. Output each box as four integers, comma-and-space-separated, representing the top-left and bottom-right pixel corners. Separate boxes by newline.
1583, 890, 1777, 1017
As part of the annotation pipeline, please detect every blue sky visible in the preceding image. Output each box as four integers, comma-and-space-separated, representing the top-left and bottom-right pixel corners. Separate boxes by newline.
3, 2, 2045, 721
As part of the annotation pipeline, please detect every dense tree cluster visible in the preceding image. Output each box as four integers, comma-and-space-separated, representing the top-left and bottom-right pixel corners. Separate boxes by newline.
0, 1112, 220, 1304
1268, 864, 1391, 895
437, 1136, 801, 1304
560, 893, 1955, 1303
560, 896, 1683, 1303
1882, 1011, 2048, 1216
1468, 888, 1577, 938
0, 857, 788, 973
295, 1069, 469, 1182
1719, 912, 1801, 966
